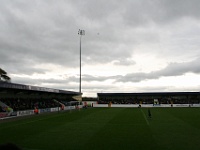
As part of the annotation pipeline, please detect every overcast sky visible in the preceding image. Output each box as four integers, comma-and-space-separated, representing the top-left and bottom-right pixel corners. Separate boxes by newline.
1, 0, 200, 97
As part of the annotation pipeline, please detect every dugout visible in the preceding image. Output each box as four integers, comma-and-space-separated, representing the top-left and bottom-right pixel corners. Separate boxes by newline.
97, 92, 200, 104
0, 81, 82, 111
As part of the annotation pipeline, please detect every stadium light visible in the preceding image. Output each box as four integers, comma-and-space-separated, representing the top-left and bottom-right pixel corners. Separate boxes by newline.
78, 29, 85, 93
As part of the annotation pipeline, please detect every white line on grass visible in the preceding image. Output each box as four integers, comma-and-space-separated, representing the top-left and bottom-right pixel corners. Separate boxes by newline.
141, 109, 150, 125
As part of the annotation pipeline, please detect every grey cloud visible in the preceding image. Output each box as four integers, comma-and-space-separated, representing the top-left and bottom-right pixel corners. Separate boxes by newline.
82, 74, 115, 82
11, 75, 115, 94
117, 58, 200, 82
8, 56, 200, 97
123, 0, 200, 27
0, 0, 200, 96
160, 0, 200, 19
113, 58, 136, 66
1, 0, 199, 73
0, 0, 127, 75
12, 76, 79, 91
13, 57, 200, 84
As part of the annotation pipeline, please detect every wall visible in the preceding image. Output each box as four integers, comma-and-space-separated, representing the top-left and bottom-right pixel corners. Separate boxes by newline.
93, 104, 200, 108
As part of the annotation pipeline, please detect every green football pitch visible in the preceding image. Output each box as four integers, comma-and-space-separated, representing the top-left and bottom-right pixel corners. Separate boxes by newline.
1, 107, 200, 150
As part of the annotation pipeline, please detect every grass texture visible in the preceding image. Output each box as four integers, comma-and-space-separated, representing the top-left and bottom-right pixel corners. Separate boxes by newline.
0, 107, 200, 150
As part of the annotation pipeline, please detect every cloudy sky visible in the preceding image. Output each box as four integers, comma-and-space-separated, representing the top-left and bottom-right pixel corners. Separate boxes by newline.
1, 0, 200, 97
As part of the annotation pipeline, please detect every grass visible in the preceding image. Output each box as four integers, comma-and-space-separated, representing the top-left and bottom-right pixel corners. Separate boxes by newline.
0, 107, 200, 150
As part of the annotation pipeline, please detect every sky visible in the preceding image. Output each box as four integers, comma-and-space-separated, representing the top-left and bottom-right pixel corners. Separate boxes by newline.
1, 0, 200, 97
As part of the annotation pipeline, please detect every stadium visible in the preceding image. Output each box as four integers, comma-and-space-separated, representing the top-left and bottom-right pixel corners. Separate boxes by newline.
1, 81, 200, 150
1, 0, 200, 149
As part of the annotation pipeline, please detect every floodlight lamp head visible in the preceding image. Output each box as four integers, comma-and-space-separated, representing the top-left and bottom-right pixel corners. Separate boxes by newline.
78, 29, 85, 35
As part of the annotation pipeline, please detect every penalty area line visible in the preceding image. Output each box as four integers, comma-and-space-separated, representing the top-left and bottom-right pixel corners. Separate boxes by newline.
141, 109, 150, 126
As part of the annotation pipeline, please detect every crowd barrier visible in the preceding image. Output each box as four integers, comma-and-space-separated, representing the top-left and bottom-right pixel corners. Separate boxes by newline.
17, 110, 35, 116
93, 104, 200, 108
1, 103, 199, 119
0, 105, 82, 119
0, 112, 9, 118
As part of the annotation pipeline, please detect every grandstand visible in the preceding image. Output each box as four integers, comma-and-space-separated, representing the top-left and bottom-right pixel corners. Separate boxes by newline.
2, 80, 200, 119
0, 81, 82, 118
1, 84, 200, 149
97, 92, 200, 105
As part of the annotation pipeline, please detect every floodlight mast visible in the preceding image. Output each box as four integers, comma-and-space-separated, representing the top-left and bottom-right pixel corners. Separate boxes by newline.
78, 29, 85, 94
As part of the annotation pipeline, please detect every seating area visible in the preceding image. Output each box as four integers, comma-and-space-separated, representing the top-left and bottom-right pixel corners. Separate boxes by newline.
0, 81, 81, 113
0, 106, 4, 112
98, 97, 200, 104
0, 98, 60, 111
